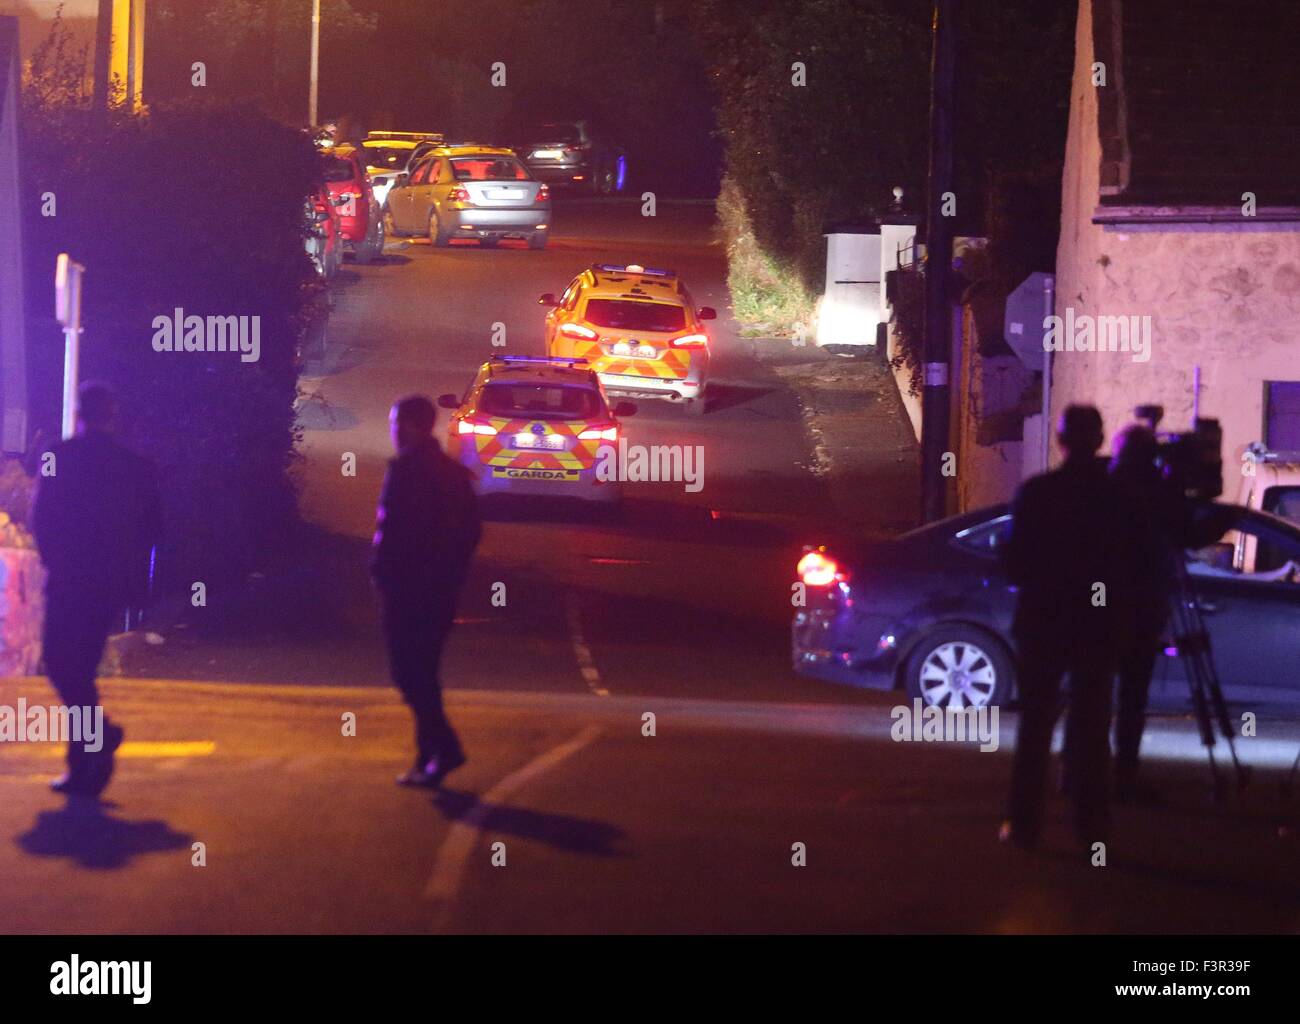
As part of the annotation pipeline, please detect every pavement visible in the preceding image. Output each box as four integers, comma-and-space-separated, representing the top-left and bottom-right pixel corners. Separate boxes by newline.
4, 674, 1300, 933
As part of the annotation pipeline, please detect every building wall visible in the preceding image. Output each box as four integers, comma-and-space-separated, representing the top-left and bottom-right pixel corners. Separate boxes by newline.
953, 305, 1028, 512
1053, 0, 1300, 471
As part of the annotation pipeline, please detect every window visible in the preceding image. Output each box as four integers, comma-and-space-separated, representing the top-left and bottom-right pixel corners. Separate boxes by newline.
953, 515, 1012, 556
582, 299, 685, 333
480, 384, 601, 420
1265, 381, 1300, 450
409, 159, 434, 185
361, 145, 412, 170
1189, 512, 1300, 581
450, 157, 529, 181
1262, 486, 1300, 528
320, 157, 354, 183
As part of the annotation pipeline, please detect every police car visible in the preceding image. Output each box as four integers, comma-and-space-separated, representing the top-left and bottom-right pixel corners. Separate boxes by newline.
539, 264, 717, 415
438, 356, 636, 501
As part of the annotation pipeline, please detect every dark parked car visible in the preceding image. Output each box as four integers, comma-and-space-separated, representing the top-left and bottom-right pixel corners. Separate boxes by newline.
510, 120, 627, 195
792, 503, 1300, 710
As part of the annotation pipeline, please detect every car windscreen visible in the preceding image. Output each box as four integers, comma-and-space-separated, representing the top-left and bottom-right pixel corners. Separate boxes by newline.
361, 145, 411, 170
480, 383, 601, 420
582, 299, 685, 333
451, 157, 530, 181
320, 156, 355, 183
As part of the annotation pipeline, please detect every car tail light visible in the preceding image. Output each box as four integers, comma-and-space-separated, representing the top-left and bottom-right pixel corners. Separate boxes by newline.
536, 184, 550, 203
457, 417, 497, 436
578, 424, 618, 441
559, 322, 598, 340
670, 332, 709, 349
449, 186, 471, 203
797, 549, 842, 586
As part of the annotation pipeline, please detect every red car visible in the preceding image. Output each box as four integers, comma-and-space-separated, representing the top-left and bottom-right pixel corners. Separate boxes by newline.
305, 183, 342, 278
321, 146, 385, 264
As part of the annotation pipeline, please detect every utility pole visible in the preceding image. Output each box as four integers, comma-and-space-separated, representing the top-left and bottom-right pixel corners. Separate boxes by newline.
92, 0, 113, 125
308, 0, 321, 125
920, 0, 957, 523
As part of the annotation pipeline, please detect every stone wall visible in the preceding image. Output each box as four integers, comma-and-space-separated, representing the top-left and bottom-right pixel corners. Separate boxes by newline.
0, 544, 43, 676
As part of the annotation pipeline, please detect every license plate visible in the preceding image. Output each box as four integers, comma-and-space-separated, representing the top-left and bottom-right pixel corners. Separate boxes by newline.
493, 467, 577, 481
338, 198, 356, 218
610, 340, 659, 359
493, 188, 526, 199
513, 433, 563, 450
532, 149, 562, 159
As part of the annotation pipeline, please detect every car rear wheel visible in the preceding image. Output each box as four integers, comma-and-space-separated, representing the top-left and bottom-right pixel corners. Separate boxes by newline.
528, 231, 548, 251
354, 216, 383, 264
903, 627, 1012, 709
479, 236, 499, 249
684, 393, 706, 416
428, 212, 449, 247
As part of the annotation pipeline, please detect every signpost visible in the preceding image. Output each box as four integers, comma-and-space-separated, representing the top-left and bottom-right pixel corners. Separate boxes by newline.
54, 253, 85, 440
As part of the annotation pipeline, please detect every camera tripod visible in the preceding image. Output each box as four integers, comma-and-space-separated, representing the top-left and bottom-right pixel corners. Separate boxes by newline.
1168, 559, 1251, 799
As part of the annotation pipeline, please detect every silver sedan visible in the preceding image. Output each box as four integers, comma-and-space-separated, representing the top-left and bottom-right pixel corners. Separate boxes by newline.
386, 145, 551, 250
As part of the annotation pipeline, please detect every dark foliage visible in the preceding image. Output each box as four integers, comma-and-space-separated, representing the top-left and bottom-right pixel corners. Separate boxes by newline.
21, 76, 319, 591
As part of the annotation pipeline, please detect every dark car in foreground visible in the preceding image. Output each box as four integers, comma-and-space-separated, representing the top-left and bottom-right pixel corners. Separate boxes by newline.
793, 503, 1300, 710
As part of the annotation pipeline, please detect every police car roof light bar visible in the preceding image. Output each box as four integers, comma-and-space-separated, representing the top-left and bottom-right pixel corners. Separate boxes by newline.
492, 355, 589, 366
592, 263, 675, 278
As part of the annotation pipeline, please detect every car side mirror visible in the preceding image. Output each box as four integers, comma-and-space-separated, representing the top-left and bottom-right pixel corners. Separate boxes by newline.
394, 172, 408, 187
698, 306, 717, 321
538, 293, 558, 307
437, 393, 460, 410
315, 209, 330, 223
613, 401, 637, 417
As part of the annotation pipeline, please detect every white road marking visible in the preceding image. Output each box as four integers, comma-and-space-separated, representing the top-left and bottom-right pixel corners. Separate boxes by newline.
565, 592, 609, 697
424, 724, 603, 929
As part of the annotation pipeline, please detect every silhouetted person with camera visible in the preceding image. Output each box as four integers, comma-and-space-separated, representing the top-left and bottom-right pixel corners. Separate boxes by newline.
1000, 405, 1132, 850
33, 381, 161, 797
1107, 422, 1234, 802
372, 395, 481, 788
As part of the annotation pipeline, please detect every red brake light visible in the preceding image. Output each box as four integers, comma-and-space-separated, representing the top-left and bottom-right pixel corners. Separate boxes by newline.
449, 186, 471, 203
457, 417, 498, 436
536, 184, 550, 203
559, 322, 598, 340
797, 550, 840, 587
670, 332, 709, 349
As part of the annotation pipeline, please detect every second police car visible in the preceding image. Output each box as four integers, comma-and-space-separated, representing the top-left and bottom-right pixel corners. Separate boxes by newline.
540, 264, 716, 415
439, 355, 637, 502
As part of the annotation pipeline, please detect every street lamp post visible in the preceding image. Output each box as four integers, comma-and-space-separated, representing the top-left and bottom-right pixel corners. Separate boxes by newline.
308, 0, 320, 125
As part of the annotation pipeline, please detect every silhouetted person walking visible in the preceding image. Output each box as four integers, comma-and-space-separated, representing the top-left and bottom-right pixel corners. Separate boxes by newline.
1000, 405, 1131, 850
373, 395, 481, 788
33, 381, 161, 797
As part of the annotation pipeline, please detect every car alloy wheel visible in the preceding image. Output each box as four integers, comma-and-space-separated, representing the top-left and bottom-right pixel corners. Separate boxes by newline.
904, 629, 1010, 709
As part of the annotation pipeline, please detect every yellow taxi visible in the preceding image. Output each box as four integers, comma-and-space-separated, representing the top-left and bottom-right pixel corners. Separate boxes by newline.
438, 355, 636, 502
539, 263, 717, 415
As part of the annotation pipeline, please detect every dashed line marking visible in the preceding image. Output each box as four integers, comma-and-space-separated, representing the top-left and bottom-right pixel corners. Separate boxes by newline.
565, 592, 609, 697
